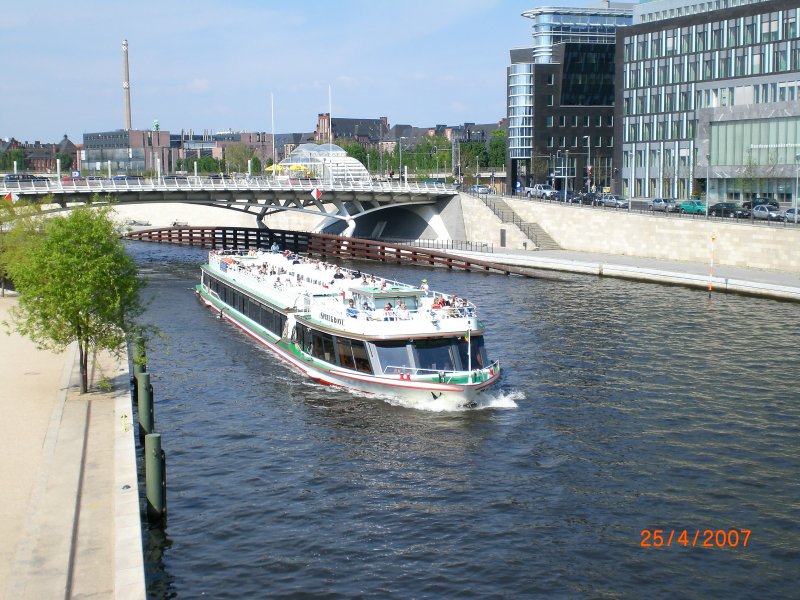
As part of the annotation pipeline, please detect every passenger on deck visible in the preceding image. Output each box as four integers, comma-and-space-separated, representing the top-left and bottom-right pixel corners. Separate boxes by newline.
420, 279, 430, 296
431, 296, 443, 310
270, 242, 280, 253
346, 299, 359, 318
395, 301, 409, 320
383, 303, 396, 321
333, 268, 345, 280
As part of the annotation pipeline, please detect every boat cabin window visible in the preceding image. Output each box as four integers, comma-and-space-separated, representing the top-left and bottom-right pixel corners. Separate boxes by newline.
455, 335, 487, 370
336, 338, 372, 373
310, 330, 336, 363
413, 338, 456, 372
295, 324, 373, 373
373, 340, 412, 374
352, 293, 419, 311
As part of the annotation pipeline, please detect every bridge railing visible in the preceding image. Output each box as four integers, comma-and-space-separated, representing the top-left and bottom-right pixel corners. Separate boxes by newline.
0, 177, 457, 196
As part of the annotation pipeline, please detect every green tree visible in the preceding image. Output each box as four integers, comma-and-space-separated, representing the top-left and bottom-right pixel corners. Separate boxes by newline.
340, 142, 368, 167
488, 130, 506, 168
55, 152, 73, 171
0, 148, 27, 171
4, 205, 146, 393
224, 143, 255, 173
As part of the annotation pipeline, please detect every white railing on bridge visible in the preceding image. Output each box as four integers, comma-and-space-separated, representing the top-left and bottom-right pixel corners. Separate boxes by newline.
0, 176, 457, 196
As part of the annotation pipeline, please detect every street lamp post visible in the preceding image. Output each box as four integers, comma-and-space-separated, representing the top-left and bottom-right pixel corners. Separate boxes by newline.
398, 139, 403, 185
564, 150, 569, 202
795, 154, 799, 224
398, 137, 408, 185
706, 153, 710, 218
555, 150, 561, 196
583, 135, 591, 193
706, 152, 711, 219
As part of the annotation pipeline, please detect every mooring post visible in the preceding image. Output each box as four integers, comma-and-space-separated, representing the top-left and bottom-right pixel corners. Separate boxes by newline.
135, 372, 154, 442
131, 335, 146, 377
145, 433, 167, 525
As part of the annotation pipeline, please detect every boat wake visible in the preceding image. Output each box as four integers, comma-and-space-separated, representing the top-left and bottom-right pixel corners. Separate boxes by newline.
470, 389, 522, 410
385, 388, 522, 413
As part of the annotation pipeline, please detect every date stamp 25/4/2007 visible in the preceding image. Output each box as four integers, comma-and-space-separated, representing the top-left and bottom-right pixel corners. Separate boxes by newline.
640, 529, 751, 548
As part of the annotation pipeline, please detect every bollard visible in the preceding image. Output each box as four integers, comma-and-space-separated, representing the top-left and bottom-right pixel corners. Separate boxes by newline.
135, 372, 154, 441
145, 433, 167, 525
131, 336, 147, 377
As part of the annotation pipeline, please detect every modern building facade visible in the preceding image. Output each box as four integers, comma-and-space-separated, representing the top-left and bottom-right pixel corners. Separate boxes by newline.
616, 0, 800, 203
507, 5, 633, 194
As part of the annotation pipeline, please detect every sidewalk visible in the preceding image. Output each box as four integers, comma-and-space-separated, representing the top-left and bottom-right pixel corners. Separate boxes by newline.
0, 294, 145, 600
454, 248, 800, 302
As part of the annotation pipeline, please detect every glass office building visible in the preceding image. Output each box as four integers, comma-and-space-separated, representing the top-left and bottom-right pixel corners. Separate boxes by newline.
617, 0, 800, 202
507, 6, 633, 194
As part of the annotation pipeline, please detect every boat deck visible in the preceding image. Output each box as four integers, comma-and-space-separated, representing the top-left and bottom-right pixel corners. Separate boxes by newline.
207, 250, 482, 337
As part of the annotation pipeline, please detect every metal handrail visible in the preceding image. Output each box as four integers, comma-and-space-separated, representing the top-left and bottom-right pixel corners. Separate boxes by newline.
0, 177, 457, 196
378, 238, 494, 253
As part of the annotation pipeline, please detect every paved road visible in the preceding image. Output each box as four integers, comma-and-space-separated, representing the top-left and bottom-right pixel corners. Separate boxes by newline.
0, 294, 145, 600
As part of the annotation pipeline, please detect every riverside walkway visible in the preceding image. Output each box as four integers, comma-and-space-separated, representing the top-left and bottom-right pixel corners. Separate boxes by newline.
0, 295, 145, 600
448, 248, 800, 303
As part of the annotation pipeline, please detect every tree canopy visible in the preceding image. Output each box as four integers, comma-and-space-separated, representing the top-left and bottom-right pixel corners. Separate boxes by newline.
0, 149, 26, 171
3, 205, 146, 392
224, 143, 256, 173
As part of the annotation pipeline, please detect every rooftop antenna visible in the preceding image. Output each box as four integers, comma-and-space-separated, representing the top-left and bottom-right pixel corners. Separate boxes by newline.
122, 39, 132, 130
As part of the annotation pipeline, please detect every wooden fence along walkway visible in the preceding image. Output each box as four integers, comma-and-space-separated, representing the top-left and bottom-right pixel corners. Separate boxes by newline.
124, 227, 555, 279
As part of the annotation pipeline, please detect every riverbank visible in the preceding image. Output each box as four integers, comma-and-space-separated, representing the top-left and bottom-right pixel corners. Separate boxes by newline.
455, 248, 800, 303
0, 295, 145, 599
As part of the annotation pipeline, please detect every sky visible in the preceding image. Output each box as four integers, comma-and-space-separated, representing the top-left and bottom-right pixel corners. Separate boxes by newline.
0, 0, 591, 143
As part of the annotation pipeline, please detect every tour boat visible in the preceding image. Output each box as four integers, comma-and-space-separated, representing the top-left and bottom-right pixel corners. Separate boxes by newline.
195, 248, 501, 409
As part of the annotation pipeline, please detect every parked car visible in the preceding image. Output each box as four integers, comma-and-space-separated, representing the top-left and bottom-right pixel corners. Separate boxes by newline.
742, 197, 779, 209
708, 202, 750, 218
783, 207, 799, 222
3, 173, 47, 183
598, 194, 628, 208
649, 198, 680, 212
752, 204, 784, 221
553, 190, 575, 202
574, 192, 600, 205
525, 183, 556, 198
679, 199, 706, 214
467, 184, 491, 195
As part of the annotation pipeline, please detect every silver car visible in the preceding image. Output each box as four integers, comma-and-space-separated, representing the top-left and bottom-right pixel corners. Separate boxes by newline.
599, 194, 629, 208
649, 198, 680, 212
752, 204, 783, 221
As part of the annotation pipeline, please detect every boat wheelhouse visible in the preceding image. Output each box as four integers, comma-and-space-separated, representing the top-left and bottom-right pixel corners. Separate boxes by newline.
196, 249, 500, 409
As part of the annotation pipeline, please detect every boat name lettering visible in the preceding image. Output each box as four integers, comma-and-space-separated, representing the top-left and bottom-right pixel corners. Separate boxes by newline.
320, 312, 344, 326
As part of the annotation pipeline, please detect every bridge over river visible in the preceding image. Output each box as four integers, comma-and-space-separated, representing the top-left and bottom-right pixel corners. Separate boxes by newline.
0, 177, 457, 227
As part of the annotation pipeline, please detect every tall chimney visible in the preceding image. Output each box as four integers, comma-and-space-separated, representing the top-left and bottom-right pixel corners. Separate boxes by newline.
122, 39, 132, 130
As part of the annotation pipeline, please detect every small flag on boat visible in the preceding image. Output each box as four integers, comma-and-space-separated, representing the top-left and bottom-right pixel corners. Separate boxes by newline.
3, 192, 13, 203
311, 188, 322, 201
464, 329, 470, 342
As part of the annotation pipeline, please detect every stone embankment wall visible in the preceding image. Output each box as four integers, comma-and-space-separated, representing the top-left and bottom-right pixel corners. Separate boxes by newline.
116, 195, 798, 273
506, 199, 799, 272
458, 193, 532, 250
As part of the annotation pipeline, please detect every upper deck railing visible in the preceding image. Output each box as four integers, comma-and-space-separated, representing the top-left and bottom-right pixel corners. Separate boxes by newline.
0, 176, 457, 197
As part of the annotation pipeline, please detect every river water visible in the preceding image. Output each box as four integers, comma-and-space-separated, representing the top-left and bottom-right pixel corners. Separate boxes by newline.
126, 241, 799, 599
